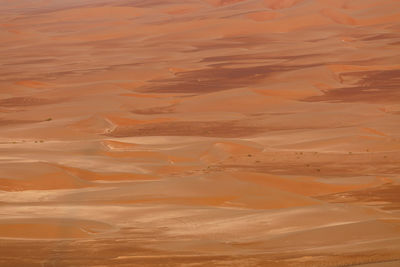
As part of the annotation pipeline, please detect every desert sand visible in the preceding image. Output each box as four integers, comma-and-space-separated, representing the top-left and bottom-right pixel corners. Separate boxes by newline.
0, 0, 400, 266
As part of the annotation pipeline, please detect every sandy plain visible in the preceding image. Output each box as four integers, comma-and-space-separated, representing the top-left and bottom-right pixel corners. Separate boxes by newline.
0, 0, 400, 266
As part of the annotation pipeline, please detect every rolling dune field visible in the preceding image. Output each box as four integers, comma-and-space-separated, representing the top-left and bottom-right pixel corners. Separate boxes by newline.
0, 0, 400, 266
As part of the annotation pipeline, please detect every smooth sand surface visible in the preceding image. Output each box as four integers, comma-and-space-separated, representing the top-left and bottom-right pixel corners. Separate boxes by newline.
0, 0, 399, 266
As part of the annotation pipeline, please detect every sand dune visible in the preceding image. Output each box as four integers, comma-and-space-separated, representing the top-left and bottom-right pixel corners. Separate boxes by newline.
0, 0, 399, 266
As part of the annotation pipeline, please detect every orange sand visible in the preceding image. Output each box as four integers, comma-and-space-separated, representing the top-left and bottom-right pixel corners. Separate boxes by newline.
0, 0, 399, 266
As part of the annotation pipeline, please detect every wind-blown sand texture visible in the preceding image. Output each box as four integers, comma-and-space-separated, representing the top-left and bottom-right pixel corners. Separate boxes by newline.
0, 0, 400, 266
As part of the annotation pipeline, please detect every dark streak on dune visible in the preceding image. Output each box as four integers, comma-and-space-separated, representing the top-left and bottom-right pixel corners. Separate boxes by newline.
107, 120, 264, 138
0, 97, 58, 107
131, 105, 177, 115
141, 64, 321, 93
2, 58, 58, 66
304, 70, 400, 103
361, 33, 399, 41
201, 53, 322, 63
188, 35, 275, 51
